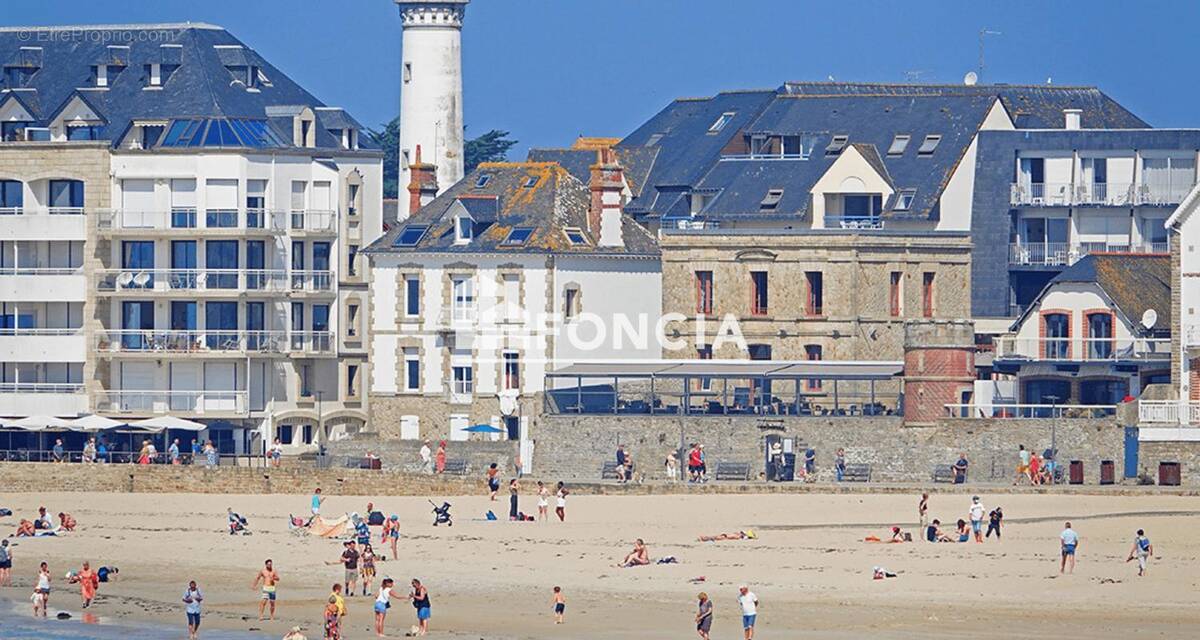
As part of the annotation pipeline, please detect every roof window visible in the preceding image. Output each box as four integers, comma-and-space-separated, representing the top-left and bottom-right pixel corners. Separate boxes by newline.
522, 176, 539, 188
474, 173, 491, 189
887, 134, 910, 156
502, 227, 534, 246
825, 135, 849, 156
564, 227, 587, 245
917, 134, 941, 155
759, 188, 784, 211
708, 112, 735, 133
894, 189, 916, 211
645, 133, 664, 147
393, 224, 429, 247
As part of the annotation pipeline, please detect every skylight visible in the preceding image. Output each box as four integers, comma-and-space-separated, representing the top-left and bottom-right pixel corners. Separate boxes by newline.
825, 135, 849, 155
917, 134, 942, 155
759, 188, 784, 211
708, 112, 735, 133
502, 227, 534, 246
474, 174, 491, 188
564, 227, 587, 245
158, 118, 286, 148
523, 176, 539, 188
393, 224, 429, 247
894, 189, 916, 211
887, 134, 910, 156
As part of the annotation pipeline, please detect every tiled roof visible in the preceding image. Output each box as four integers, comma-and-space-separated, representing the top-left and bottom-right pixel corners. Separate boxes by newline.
0, 23, 376, 151
365, 162, 659, 257
1025, 254, 1171, 335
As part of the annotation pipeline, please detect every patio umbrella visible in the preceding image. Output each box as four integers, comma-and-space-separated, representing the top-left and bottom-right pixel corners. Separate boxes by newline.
66, 414, 126, 433
8, 415, 72, 431
127, 415, 206, 432
463, 424, 504, 433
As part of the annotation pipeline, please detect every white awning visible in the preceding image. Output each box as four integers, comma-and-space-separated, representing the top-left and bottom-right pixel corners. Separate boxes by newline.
66, 415, 127, 432
127, 415, 206, 432
3, 415, 73, 431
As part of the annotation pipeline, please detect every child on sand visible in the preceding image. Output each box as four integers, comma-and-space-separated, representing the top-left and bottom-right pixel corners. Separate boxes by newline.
551, 586, 565, 624
32, 562, 50, 617
1127, 529, 1153, 576
324, 595, 342, 639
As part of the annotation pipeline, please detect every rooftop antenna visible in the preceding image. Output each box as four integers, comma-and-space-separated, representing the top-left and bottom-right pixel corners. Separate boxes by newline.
978, 29, 1001, 82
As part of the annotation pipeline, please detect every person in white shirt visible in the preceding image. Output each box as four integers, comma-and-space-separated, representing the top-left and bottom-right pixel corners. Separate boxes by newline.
1060, 522, 1079, 574
969, 496, 986, 543
736, 585, 758, 639
419, 440, 433, 474
374, 577, 395, 637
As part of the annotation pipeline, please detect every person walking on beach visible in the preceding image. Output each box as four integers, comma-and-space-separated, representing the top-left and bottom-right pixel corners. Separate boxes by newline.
551, 586, 566, 624
555, 482, 568, 522
486, 463, 500, 501
695, 591, 713, 640
1060, 522, 1079, 574
169, 438, 181, 465
183, 579, 203, 640
1014, 444, 1031, 485
408, 578, 431, 636
665, 449, 679, 482
969, 496, 986, 543
1127, 529, 1153, 576
537, 481, 550, 521
360, 544, 377, 597
986, 506, 1003, 540
737, 585, 758, 640
251, 558, 280, 621
329, 541, 359, 596
71, 561, 99, 608
687, 443, 702, 482
918, 493, 929, 531
311, 487, 325, 518
0, 539, 11, 587
373, 577, 395, 638
32, 561, 50, 617
382, 514, 401, 559
419, 440, 432, 474
509, 477, 521, 520
435, 441, 447, 474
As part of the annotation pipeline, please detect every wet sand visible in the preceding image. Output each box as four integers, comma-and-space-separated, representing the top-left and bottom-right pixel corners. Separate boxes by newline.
2, 489, 1199, 638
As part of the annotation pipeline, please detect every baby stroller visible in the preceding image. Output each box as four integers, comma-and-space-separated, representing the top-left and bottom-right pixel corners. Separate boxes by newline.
228, 510, 250, 535
429, 500, 453, 527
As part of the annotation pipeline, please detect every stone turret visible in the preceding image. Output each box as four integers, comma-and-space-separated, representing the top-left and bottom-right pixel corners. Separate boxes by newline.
903, 320, 976, 425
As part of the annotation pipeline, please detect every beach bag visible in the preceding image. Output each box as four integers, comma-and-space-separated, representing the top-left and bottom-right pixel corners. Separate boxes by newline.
485, 511, 497, 521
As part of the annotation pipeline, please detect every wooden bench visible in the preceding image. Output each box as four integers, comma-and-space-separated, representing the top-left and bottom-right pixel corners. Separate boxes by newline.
931, 464, 955, 483
441, 459, 469, 476
714, 461, 751, 481
842, 463, 871, 483
601, 461, 622, 480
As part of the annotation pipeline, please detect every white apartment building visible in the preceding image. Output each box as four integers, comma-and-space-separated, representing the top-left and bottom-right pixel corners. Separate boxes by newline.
0, 24, 382, 454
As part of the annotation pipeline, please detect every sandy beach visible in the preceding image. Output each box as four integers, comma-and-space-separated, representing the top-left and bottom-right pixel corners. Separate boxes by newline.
2, 488, 1199, 638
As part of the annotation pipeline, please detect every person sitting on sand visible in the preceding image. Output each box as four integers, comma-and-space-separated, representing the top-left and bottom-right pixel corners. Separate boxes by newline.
619, 539, 651, 567
926, 519, 953, 543
57, 512, 76, 532
34, 506, 52, 530
15, 519, 35, 537
283, 626, 307, 640
890, 526, 910, 543
98, 566, 118, 583
698, 530, 757, 542
955, 519, 970, 542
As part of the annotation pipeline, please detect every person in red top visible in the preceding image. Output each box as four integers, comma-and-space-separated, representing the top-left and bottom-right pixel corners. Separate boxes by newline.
1028, 452, 1042, 486
687, 444, 703, 483
435, 441, 447, 474
71, 561, 100, 608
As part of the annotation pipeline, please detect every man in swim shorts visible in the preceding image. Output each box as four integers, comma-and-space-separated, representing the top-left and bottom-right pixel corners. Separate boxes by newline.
251, 558, 280, 621
1060, 521, 1079, 574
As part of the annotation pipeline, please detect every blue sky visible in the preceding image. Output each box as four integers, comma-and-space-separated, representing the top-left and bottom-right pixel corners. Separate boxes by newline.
10, 1, 1199, 156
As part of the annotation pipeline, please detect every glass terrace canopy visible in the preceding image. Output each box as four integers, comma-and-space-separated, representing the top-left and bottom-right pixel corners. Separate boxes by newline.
158, 118, 288, 148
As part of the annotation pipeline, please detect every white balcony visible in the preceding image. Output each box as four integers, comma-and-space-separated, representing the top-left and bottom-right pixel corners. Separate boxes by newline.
0, 328, 86, 361
1138, 400, 1200, 425
288, 330, 334, 355
945, 403, 1116, 419
95, 330, 287, 356
0, 267, 86, 301
0, 383, 87, 416
1008, 241, 1168, 266
95, 269, 290, 294
0, 207, 87, 240
289, 270, 334, 294
288, 209, 337, 234
993, 336, 1170, 362
95, 390, 248, 416
1012, 181, 1196, 207
97, 208, 288, 234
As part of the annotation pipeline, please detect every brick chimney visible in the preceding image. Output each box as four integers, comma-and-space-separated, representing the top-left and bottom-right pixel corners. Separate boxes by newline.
588, 148, 625, 247
407, 145, 439, 216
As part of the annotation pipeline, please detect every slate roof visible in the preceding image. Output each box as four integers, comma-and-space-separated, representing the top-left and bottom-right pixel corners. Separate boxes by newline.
620, 82, 1148, 222
1017, 254, 1171, 335
527, 145, 658, 199
0, 23, 376, 151
365, 162, 659, 257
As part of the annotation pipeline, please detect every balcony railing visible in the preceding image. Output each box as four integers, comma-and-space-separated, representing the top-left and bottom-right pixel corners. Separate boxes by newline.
1008, 241, 1169, 266
824, 215, 885, 230
994, 336, 1170, 361
289, 270, 334, 293
0, 266, 83, 276
0, 327, 82, 336
96, 330, 287, 355
96, 269, 290, 293
945, 403, 1116, 419
0, 382, 85, 394
96, 390, 248, 415
288, 330, 334, 353
97, 208, 289, 232
0, 206, 85, 216
1138, 400, 1200, 425
289, 209, 337, 233
1012, 182, 1196, 207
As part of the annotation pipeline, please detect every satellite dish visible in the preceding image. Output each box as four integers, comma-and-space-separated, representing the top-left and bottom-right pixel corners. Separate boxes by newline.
963, 71, 978, 86
1142, 309, 1158, 331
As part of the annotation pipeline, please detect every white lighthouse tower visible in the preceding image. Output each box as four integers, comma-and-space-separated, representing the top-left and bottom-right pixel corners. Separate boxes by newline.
395, 0, 468, 221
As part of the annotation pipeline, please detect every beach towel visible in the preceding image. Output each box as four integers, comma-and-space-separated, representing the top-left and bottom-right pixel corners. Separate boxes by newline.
656, 556, 678, 564
308, 515, 350, 538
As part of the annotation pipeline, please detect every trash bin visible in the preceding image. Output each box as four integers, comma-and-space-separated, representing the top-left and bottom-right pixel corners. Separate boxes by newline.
1099, 460, 1115, 485
1159, 461, 1181, 486
1069, 460, 1084, 485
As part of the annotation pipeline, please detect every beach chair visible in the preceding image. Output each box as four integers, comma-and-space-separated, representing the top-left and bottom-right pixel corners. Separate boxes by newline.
441, 459, 469, 476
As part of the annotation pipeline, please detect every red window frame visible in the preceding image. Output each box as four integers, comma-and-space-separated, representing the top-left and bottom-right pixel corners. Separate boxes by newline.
695, 271, 713, 315
750, 271, 768, 316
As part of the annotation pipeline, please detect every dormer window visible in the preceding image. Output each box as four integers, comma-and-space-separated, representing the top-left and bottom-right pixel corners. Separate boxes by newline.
454, 216, 474, 243
887, 134, 910, 156
564, 227, 587, 245
92, 64, 108, 87
474, 174, 492, 189
825, 135, 849, 156
759, 188, 784, 211
708, 112, 735, 133
917, 134, 941, 155
894, 188, 916, 211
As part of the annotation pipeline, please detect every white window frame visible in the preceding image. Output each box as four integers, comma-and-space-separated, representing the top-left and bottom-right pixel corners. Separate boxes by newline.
708, 112, 735, 133
451, 275, 476, 322
452, 365, 474, 396
403, 348, 420, 392
454, 216, 473, 243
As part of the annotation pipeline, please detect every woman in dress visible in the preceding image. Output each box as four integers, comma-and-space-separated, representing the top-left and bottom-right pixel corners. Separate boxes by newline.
71, 561, 99, 608
137, 439, 152, 465
434, 441, 446, 474
536, 481, 550, 521
360, 544, 377, 597
508, 478, 520, 520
